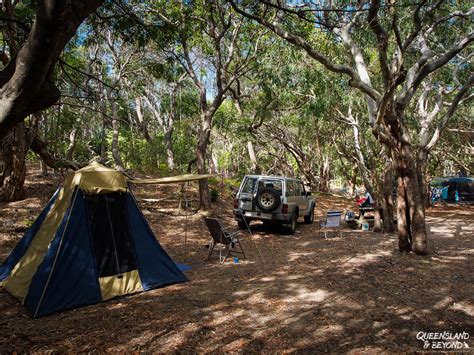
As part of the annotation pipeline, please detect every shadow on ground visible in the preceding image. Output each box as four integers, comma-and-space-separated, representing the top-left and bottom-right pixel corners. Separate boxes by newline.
0, 169, 472, 352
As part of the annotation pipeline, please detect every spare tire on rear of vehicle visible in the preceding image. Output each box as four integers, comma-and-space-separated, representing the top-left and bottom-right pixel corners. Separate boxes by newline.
256, 187, 281, 212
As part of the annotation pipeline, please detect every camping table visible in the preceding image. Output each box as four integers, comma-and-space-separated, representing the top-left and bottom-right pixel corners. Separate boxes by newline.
358, 206, 375, 217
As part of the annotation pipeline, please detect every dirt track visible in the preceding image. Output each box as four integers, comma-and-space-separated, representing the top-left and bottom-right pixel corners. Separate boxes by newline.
0, 170, 472, 352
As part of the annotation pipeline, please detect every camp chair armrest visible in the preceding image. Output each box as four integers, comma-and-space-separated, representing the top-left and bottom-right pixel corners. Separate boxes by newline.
222, 226, 236, 233
225, 230, 241, 239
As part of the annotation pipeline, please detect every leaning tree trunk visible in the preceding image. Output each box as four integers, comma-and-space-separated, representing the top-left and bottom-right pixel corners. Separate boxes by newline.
318, 155, 330, 192
196, 113, 212, 210
65, 125, 78, 161
108, 90, 124, 171
40, 159, 48, 176
0, 122, 28, 201
65, 111, 84, 161
111, 112, 124, 171
134, 96, 152, 142
247, 141, 261, 174
350, 167, 358, 195
373, 199, 384, 232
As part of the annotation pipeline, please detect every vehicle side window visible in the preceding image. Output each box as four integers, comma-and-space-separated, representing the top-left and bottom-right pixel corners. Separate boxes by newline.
286, 181, 295, 197
295, 181, 301, 196
241, 178, 256, 194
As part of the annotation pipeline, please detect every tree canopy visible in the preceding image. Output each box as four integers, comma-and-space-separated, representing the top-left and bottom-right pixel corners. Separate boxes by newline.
0, 0, 472, 255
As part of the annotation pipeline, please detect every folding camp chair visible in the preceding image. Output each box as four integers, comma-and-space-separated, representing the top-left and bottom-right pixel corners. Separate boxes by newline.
204, 217, 246, 264
320, 210, 342, 239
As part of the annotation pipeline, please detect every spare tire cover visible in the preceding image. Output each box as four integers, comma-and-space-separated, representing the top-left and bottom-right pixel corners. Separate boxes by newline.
256, 187, 281, 212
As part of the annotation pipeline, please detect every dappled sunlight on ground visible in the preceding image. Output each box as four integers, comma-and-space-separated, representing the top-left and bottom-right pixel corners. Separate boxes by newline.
0, 167, 472, 351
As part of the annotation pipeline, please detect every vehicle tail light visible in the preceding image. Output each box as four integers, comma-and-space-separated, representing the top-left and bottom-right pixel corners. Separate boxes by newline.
233, 199, 238, 209
281, 203, 288, 214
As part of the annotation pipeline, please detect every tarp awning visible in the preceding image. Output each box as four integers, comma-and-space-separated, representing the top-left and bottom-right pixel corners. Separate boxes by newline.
128, 174, 215, 185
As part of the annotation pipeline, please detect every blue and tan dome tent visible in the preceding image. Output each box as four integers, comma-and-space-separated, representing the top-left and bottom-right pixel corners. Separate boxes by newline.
0, 162, 206, 317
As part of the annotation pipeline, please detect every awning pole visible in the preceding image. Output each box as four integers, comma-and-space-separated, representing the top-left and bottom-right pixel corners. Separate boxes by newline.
183, 182, 189, 256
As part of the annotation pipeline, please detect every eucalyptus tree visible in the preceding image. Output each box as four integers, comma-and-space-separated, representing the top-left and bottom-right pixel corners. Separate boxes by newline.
155, 0, 264, 209
223, 37, 345, 190
0, 0, 105, 136
0, 0, 101, 200
230, 0, 473, 255
413, 64, 473, 205
0, 0, 117, 200
134, 69, 191, 170
334, 99, 395, 232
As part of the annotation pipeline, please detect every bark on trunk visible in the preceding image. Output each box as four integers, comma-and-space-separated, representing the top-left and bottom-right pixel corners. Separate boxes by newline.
350, 168, 358, 195
396, 173, 411, 252
134, 96, 152, 142
393, 144, 428, 255
247, 141, 261, 174
40, 159, 49, 176
371, 158, 395, 233
0, 0, 105, 137
373, 205, 383, 232
0, 122, 28, 201
210, 151, 219, 174
416, 150, 431, 208
318, 155, 330, 192
31, 135, 80, 170
110, 98, 124, 171
164, 128, 175, 170
187, 158, 197, 174
100, 118, 107, 162
196, 113, 211, 210
381, 162, 395, 232
65, 125, 78, 161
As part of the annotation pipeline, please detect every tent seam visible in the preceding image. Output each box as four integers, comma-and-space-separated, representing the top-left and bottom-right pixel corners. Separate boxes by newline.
124, 189, 144, 288
33, 188, 80, 318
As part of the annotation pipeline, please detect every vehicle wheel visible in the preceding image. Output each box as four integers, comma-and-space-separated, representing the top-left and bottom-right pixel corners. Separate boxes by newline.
255, 187, 281, 212
304, 206, 314, 224
285, 213, 297, 234
237, 220, 248, 229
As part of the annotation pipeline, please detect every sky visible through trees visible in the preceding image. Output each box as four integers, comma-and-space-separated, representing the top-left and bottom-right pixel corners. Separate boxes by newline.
0, 1, 472, 255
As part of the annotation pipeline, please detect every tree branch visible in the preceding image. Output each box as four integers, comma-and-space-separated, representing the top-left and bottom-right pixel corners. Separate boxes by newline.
368, 0, 390, 87
31, 134, 82, 170
425, 73, 474, 151
228, 0, 382, 102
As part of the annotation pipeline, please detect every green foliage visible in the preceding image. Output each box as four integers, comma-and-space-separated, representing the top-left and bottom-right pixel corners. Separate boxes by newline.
210, 188, 219, 202
21, 0, 471, 194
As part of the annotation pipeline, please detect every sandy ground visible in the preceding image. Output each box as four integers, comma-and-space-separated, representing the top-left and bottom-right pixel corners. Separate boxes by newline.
0, 168, 472, 352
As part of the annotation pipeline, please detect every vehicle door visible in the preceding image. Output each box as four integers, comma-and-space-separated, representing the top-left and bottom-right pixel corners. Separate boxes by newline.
238, 176, 257, 210
285, 180, 297, 211
295, 180, 308, 213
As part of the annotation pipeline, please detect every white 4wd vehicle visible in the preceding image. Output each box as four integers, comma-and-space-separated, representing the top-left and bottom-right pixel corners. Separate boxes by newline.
233, 175, 316, 234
